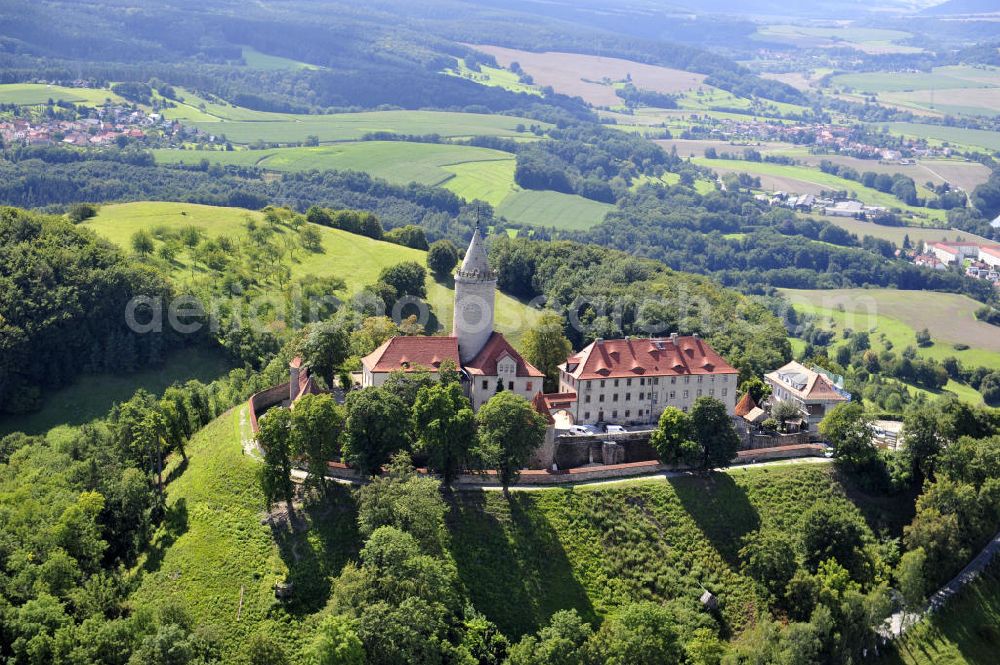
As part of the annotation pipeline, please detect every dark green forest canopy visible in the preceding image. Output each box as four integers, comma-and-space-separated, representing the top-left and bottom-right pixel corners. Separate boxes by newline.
0, 207, 182, 414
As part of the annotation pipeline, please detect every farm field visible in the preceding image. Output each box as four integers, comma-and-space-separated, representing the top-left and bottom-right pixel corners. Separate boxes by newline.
830, 71, 990, 93
656, 138, 799, 159
882, 564, 1000, 665
813, 214, 993, 246
83, 202, 542, 344
153, 142, 515, 190
0, 83, 125, 106
0, 346, 233, 437
880, 87, 1000, 119
157, 92, 547, 144
879, 123, 1000, 153
443, 58, 541, 95
470, 44, 706, 107
753, 24, 921, 54
790, 154, 990, 192
440, 158, 517, 207
131, 405, 904, 658
779, 288, 1000, 373
693, 158, 947, 222
495, 189, 615, 231
241, 46, 320, 70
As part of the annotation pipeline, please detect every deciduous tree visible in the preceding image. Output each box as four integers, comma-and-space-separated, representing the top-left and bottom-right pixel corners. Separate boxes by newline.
476, 391, 547, 495
522, 312, 572, 393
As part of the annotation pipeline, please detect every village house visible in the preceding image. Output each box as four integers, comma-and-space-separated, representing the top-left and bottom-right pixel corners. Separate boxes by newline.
360, 225, 544, 410
764, 361, 850, 431
555, 334, 739, 427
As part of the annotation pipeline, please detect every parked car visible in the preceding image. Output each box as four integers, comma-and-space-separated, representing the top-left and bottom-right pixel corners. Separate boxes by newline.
606, 425, 626, 434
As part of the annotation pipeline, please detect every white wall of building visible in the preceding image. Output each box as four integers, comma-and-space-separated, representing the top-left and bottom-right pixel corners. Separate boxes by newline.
559, 372, 737, 425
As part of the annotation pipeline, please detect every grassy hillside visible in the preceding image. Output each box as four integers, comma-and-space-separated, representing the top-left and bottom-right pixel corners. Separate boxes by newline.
130, 404, 906, 659
241, 46, 320, 71
814, 215, 993, 247
693, 158, 946, 223
495, 189, 615, 230
780, 288, 1000, 372
0, 346, 232, 437
880, 123, 1000, 153
0, 83, 126, 106
83, 202, 542, 343
883, 564, 1000, 665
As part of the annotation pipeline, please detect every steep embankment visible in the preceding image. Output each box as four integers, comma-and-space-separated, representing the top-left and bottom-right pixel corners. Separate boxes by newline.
129, 404, 912, 658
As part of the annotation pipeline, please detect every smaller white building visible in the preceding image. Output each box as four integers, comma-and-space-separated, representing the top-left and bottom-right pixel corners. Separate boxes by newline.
764, 361, 850, 431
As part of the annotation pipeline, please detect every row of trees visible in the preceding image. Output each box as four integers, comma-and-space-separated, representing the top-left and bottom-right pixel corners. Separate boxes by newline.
257, 363, 549, 499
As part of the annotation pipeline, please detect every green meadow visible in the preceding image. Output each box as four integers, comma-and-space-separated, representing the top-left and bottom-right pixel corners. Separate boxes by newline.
241, 46, 321, 71
693, 157, 946, 222
0, 83, 126, 106
443, 59, 541, 96
831, 71, 988, 93
495, 189, 615, 231
83, 202, 542, 344
0, 346, 233, 437
814, 215, 993, 247
878, 123, 1000, 153
153, 142, 515, 193
780, 288, 1000, 374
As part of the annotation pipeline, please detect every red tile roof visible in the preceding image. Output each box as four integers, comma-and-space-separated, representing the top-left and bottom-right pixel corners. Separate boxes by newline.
464, 332, 544, 378
562, 336, 737, 380
531, 392, 555, 424
734, 392, 757, 417
361, 336, 460, 373
765, 361, 848, 403
981, 245, 1000, 259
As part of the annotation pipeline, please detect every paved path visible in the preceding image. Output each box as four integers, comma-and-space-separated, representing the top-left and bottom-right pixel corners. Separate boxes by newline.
884, 529, 1000, 638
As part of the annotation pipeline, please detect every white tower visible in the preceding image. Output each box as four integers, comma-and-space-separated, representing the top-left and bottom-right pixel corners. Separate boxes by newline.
453, 224, 497, 364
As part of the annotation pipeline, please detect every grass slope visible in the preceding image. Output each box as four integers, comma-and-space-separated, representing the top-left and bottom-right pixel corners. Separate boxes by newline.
152, 142, 516, 205
0, 346, 233, 437
496, 189, 615, 231
780, 288, 1000, 373
130, 408, 360, 660
132, 406, 905, 657
157, 92, 546, 145
693, 158, 946, 222
883, 564, 1000, 665
812, 215, 993, 247
83, 202, 542, 344
0, 83, 125, 106
879, 123, 1000, 153
241, 46, 320, 71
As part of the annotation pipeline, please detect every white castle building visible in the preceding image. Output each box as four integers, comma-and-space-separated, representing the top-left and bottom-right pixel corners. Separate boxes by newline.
361, 226, 543, 410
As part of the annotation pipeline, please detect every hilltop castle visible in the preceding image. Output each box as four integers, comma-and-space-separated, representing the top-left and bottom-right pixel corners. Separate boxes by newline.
360, 225, 544, 410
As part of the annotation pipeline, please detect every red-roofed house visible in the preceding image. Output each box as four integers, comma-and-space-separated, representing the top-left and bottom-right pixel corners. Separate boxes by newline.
557, 333, 739, 426
359, 226, 544, 410
764, 361, 849, 430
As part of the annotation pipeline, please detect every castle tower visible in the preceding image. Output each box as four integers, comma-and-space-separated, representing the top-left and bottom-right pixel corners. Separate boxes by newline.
453, 224, 497, 363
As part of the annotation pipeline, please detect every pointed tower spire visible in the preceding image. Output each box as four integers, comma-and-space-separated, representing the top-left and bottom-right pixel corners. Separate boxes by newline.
453, 218, 497, 363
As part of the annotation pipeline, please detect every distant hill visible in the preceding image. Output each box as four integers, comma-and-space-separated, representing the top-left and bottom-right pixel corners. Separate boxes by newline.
921, 0, 1000, 14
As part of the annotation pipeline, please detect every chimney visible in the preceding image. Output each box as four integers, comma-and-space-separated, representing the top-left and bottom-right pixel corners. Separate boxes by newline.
670, 332, 679, 346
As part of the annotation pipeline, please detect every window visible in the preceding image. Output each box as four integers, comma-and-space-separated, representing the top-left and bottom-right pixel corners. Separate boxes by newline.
670, 391, 676, 399
599, 395, 605, 403
684, 377, 690, 384
722, 388, 728, 397
697, 389, 703, 397
508, 381, 514, 390
625, 410, 630, 418
600, 380, 606, 388
683, 390, 689, 399
612, 410, 618, 418
653, 378, 659, 385
482, 380, 488, 389
670, 377, 676, 385
585, 394, 591, 403
626, 378, 632, 386
625, 393, 631, 401
585, 412, 591, 420
639, 392, 644, 401
697, 376, 703, 383
526, 382, 533, 392
709, 389, 714, 396
614, 379, 620, 387
640, 377, 645, 386
612, 394, 618, 402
